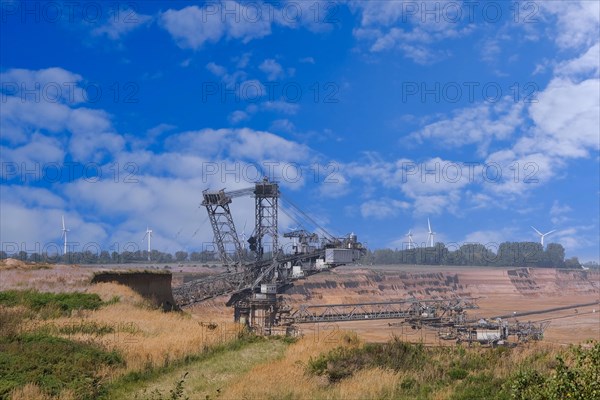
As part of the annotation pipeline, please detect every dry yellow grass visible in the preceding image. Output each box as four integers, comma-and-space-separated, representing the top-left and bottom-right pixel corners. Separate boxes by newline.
221, 331, 567, 400
9, 384, 75, 400
221, 330, 362, 399
0, 264, 90, 292
30, 283, 241, 373
334, 368, 400, 399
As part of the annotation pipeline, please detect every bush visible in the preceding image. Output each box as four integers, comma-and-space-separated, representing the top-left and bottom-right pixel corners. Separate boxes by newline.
307, 337, 426, 382
507, 342, 600, 400
449, 367, 469, 380
0, 332, 124, 399
0, 290, 103, 317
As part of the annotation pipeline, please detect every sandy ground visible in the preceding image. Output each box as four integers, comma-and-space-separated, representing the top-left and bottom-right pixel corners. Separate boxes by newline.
2, 262, 598, 344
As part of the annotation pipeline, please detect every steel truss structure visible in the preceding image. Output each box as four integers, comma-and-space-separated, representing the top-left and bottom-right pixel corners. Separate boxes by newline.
285, 298, 479, 324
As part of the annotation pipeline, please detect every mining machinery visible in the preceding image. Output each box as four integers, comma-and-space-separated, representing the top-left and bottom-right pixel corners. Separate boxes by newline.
172, 177, 366, 334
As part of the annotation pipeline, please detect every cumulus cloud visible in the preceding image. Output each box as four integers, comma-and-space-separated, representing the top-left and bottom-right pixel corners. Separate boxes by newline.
160, 3, 271, 49
350, 1, 475, 62
259, 59, 285, 81
360, 198, 410, 219
165, 128, 311, 163
410, 97, 525, 156
92, 9, 153, 40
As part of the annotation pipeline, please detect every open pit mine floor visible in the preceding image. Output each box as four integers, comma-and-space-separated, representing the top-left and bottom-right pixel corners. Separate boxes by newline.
1, 262, 598, 344
187, 265, 599, 345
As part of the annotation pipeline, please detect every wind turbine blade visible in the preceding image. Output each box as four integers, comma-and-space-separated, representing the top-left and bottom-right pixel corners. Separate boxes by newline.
531, 226, 543, 236
545, 230, 556, 236
62, 215, 65, 230
428, 218, 431, 232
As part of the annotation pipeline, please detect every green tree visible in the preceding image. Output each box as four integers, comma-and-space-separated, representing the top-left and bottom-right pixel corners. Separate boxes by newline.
175, 251, 188, 262
545, 243, 566, 268
565, 256, 581, 269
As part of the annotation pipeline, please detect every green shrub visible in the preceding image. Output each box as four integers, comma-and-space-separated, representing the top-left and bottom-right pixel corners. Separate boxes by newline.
507, 342, 600, 400
0, 290, 103, 317
307, 337, 426, 382
449, 367, 469, 380
450, 373, 508, 400
0, 332, 124, 399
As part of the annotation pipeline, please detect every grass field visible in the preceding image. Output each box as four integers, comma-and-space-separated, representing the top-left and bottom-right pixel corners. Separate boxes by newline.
1, 282, 597, 399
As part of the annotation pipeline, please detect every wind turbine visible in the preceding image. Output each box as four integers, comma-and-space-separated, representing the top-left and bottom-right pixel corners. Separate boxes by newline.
143, 227, 153, 261
406, 230, 415, 249
61, 215, 69, 255
427, 218, 436, 247
531, 226, 556, 247
240, 219, 248, 250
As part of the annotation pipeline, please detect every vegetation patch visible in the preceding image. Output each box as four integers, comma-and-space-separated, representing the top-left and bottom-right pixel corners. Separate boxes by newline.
0, 290, 104, 317
103, 333, 290, 399
507, 342, 600, 400
308, 337, 426, 382
0, 332, 123, 399
306, 337, 599, 399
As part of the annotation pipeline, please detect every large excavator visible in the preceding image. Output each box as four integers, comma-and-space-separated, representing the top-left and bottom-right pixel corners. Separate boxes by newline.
172, 177, 365, 333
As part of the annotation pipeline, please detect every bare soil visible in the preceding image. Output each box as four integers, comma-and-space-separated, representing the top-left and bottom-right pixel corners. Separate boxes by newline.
2, 262, 597, 344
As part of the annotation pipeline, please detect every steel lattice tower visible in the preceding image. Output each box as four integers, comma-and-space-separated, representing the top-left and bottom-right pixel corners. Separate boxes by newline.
253, 178, 279, 260
202, 189, 243, 266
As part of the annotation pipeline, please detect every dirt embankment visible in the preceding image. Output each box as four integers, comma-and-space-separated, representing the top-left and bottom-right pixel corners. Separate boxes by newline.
281, 266, 600, 307
92, 271, 178, 311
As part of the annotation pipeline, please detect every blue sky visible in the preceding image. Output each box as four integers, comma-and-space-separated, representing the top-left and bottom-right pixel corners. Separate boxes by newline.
1, 1, 598, 261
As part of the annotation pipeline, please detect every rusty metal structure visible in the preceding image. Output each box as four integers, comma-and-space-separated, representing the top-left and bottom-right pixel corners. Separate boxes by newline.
172, 177, 366, 333
275, 296, 548, 345
174, 177, 549, 344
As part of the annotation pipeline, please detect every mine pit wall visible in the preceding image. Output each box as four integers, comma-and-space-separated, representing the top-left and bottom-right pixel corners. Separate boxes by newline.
91, 271, 178, 311
281, 267, 600, 307
180, 267, 599, 316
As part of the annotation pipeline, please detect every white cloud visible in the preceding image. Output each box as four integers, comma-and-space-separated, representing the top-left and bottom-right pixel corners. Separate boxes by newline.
0, 67, 85, 104
160, 6, 225, 49
410, 97, 525, 156
299, 56, 315, 64
0, 185, 65, 209
463, 228, 515, 246
0, 134, 65, 174
551, 225, 598, 254
160, 3, 271, 49
554, 43, 600, 79
550, 200, 572, 225
526, 77, 599, 159
261, 100, 299, 115
0, 203, 109, 255
69, 131, 125, 163
350, 1, 475, 61
0, 67, 124, 164
411, 192, 461, 216
270, 118, 295, 133
165, 128, 311, 163
259, 59, 285, 81
540, 1, 600, 51
92, 10, 153, 40
228, 110, 249, 124
360, 198, 410, 219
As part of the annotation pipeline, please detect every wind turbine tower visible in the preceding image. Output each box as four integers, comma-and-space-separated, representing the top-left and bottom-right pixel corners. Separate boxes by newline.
406, 230, 415, 249
61, 215, 69, 255
531, 226, 556, 247
427, 218, 436, 247
240, 219, 248, 250
143, 227, 153, 261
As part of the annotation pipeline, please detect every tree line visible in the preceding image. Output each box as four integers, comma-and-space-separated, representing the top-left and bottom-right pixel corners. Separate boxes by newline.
0, 249, 219, 265
359, 242, 585, 268
0, 242, 593, 268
